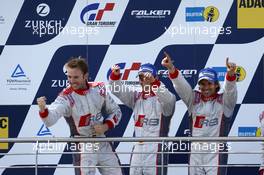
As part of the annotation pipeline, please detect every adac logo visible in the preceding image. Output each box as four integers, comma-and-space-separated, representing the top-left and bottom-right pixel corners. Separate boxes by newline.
0, 117, 9, 150
11, 64, 26, 78
239, 0, 264, 8
80, 3, 116, 27
237, 0, 264, 28
37, 124, 52, 136
186, 6, 219, 22
212, 66, 246, 82
107, 62, 141, 85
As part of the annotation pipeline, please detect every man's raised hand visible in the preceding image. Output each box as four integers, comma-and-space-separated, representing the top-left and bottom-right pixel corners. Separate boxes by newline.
226, 57, 236, 76
111, 64, 120, 76
162, 52, 175, 72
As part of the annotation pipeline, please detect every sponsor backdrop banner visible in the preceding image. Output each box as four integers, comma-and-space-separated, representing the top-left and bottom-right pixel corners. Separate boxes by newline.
0, 0, 263, 174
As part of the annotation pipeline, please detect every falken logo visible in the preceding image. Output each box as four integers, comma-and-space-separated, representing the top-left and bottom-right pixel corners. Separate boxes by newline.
131, 9, 171, 19
158, 69, 197, 78
80, 3, 116, 27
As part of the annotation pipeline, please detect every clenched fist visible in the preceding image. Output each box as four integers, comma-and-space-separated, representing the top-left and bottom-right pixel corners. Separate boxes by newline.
93, 124, 109, 136
37, 96, 47, 112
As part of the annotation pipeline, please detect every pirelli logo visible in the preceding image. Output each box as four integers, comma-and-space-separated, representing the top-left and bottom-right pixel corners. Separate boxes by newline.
237, 0, 264, 28
0, 117, 8, 149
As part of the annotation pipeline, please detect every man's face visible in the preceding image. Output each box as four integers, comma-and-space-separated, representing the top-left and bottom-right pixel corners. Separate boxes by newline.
66, 67, 87, 90
138, 72, 153, 92
198, 79, 218, 97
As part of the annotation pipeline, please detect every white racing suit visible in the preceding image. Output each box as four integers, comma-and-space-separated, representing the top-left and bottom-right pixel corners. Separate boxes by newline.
169, 70, 237, 175
109, 73, 176, 175
259, 111, 264, 175
39, 82, 123, 175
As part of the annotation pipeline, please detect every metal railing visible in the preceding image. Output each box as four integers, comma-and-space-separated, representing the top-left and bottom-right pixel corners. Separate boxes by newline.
0, 137, 263, 175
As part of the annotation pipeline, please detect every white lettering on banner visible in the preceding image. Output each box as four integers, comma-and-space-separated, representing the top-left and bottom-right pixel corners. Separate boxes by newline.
51, 80, 69, 88
158, 69, 197, 78
131, 10, 171, 16
24, 20, 63, 37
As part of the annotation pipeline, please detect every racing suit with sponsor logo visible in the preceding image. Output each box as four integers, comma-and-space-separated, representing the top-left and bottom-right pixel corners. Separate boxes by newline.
169, 69, 237, 175
259, 111, 264, 175
109, 73, 176, 175
39, 82, 123, 175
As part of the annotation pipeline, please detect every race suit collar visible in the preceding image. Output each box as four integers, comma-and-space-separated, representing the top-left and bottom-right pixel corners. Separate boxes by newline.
201, 94, 217, 102
141, 91, 156, 99
71, 82, 89, 95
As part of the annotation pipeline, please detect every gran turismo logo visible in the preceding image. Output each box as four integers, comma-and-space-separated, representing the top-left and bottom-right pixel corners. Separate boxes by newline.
80, 3, 116, 27
107, 62, 141, 80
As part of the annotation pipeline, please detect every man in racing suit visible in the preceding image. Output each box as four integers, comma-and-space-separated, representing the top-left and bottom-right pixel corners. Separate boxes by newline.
37, 58, 123, 175
109, 63, 176, 175
259, 111, 264, 175
162, 52, 237, 175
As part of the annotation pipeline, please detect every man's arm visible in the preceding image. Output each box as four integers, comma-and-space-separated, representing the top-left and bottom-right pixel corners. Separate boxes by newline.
223, 58, 237, 117
93, 84, 122, 136
108, 64, 136, 109
37, 95, 70, 127
162, 52, 194, 113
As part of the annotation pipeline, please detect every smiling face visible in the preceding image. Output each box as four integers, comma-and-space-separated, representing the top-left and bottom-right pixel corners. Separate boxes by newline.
138, 72, 153, 92
66, 67, 88, 90
198, 79, 219, 97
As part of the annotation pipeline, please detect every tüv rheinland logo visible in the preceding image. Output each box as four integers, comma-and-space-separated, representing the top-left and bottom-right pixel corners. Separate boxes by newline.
37, 124, 52, 136
6, 64, 31, 90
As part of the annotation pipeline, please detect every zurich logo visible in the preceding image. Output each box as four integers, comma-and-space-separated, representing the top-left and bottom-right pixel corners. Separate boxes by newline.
36, 3, 50, 17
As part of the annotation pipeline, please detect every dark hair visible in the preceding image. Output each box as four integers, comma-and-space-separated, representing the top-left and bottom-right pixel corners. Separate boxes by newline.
65, 57, 88, 75
215, 81, 220, 93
